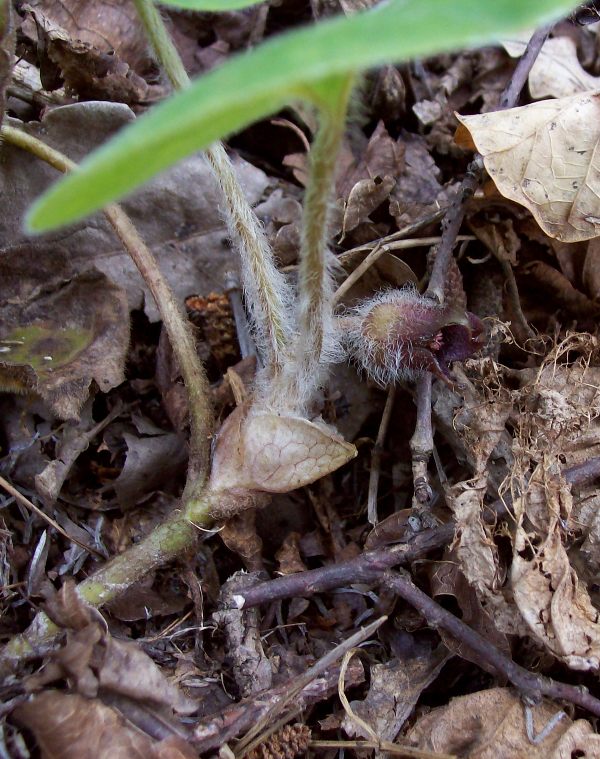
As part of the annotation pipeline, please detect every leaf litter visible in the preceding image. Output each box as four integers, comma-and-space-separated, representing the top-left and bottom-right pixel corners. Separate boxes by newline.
5, 2, 600, 758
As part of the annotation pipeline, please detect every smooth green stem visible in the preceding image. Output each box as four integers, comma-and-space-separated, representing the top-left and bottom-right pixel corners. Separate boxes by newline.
134, 0, 293, 374
1, 125, 214, 491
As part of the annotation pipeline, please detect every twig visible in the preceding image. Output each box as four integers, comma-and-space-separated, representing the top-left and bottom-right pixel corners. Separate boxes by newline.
384, 569, 600, 718
409, 373, 434, 504
368, 385, 396, 525
229, 457, 600, 610
426, 22, 552, 302
333, 235, 474, 305
0, 475, 103, 559
228, 524, 454, 609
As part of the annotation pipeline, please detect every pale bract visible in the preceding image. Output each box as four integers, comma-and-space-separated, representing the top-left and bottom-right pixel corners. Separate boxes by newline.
456, 92, 600, 242
209, 406, 357, 494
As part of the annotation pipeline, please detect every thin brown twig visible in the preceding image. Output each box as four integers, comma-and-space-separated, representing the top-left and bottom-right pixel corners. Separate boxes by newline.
384, 569, 600, 718
231, 457, 600, 609
0, 475, 104, 559
368, 385, 396, 525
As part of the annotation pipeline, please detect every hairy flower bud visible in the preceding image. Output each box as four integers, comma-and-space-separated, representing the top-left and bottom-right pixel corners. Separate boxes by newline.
345, 287, 484, 385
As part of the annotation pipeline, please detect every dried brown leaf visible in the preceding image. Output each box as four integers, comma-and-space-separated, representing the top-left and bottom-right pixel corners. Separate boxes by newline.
503, 35, 600, 100
24, 0, 149, 71
511, 463, 600, 670
15, 691, 196, 759
341, 175, 396, 236
0, 260, 129, 420
342, 644, 448, 742
405, 687, 600, 758
456, 93, 600, 242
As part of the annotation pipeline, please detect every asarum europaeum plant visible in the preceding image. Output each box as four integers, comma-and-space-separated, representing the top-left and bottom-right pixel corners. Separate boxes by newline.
344, 287, 485, 387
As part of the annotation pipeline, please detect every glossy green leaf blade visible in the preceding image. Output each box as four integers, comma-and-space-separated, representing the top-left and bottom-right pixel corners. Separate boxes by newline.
156, 0, 264, 9
28, 0, 578, 232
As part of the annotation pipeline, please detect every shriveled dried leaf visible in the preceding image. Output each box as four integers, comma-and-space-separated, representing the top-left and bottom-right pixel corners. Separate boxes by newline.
275, 532, 307, 574
341, 175, 396, 237
405, 687, 600, 758
456, 93, 600, 242
15, 691, 196, 759
209, 406, 356, 497
22, 6, 153, 103
39, 582, 197, 714
114, 429, 188, 509
343, 643, 448, 742
503, 35, 600, 100
0, 258, 129, 420
24, 0, 149, 72
511, 463, 600, 671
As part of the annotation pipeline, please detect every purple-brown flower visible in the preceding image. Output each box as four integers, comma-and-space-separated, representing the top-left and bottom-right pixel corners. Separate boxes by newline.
345, 287, 484, 385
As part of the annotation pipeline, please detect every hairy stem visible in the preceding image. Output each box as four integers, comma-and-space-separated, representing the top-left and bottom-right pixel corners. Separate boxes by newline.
268, 75, 354, 411
134, 0, 293, 373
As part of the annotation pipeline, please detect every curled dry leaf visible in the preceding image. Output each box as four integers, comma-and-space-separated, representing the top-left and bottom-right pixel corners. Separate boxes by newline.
209, 406, 357, 499
511, 463, 600, 671
15, 691, 196, 759
24, 0, 150, 72
405, 687, 600, 758
503, 35, 600, 100
456, 92, 600, 242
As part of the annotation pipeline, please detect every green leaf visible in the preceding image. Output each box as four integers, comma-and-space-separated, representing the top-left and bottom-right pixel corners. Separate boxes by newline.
156, 0, 264, 10
28, 0, 577, 232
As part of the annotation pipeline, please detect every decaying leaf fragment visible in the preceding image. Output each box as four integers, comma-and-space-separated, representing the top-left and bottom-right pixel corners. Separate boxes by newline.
0, 252, 129, 419
405, 687, 600, 758
511, 462, 600, 670
456, 92, 600, 242
209, 405, 357, 501
15, 691, 196, 759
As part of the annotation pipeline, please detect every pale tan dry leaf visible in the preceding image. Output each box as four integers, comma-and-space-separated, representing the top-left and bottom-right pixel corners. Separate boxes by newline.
405, 687, 600, 758
15, 691, 196, 759
503, 35, 600, 100
456, 93, 600, 242
209, 406, 357, 495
